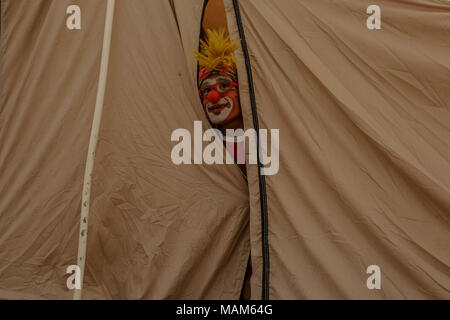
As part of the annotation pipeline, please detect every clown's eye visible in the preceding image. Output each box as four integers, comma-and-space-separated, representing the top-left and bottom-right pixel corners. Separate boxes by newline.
218, 82, 231, 91
201, 87, 211, 96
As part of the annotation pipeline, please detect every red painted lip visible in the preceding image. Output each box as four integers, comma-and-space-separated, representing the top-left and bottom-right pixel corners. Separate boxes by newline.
208, 102, 230, 112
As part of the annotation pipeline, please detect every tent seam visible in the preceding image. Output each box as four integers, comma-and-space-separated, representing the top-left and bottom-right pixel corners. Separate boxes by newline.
232, 0, 270, 301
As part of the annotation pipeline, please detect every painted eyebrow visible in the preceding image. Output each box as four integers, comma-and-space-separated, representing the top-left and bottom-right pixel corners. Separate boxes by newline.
202, 79, 214, 86
216, 77, 231, 82
202, 77, 231, 86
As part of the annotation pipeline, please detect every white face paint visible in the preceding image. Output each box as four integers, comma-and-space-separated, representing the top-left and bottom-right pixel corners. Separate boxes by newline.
206, 96, 233, 124
202, 76, 234, 125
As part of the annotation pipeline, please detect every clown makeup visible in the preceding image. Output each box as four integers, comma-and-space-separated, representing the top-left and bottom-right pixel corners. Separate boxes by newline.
201, 75, 242, 130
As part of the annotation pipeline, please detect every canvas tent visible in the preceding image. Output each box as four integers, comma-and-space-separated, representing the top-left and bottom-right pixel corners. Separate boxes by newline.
0, 0, 449, 300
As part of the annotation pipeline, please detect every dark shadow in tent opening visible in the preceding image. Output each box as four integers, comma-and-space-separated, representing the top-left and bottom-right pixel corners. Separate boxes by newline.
197, 0, 253, 300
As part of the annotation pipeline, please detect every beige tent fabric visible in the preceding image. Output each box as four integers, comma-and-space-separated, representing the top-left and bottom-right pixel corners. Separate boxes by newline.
0, 0, 106, 299
83, 0, 250, 299
226, 0, 450, 299
0, 0, 250, 299
1, 0, 449, 300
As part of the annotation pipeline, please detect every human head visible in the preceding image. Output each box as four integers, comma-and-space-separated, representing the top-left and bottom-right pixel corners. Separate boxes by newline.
194, 29, 243, 129
199, 72, 241, 126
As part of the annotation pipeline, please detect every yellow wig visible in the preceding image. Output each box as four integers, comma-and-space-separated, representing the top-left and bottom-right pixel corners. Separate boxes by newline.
194, 28, 240, 72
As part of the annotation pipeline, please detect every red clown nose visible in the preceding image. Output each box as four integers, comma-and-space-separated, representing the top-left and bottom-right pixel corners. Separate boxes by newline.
207, 90, 221, 104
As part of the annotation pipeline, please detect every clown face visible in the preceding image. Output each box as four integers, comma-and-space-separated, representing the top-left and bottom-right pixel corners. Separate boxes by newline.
200, 74, 242, 127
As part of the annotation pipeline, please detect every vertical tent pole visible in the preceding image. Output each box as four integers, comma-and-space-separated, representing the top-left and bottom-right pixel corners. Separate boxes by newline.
73, 0, 116, 300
